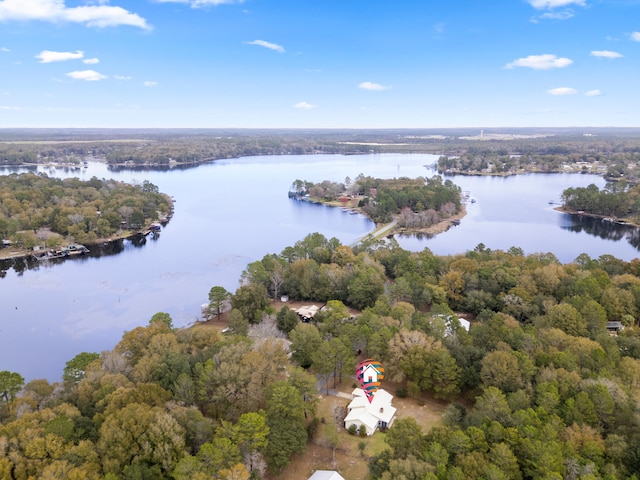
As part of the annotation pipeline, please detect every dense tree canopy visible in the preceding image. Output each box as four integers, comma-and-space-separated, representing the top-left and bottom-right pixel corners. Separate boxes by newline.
2, 235, 640, 479
0, 174, 172, 246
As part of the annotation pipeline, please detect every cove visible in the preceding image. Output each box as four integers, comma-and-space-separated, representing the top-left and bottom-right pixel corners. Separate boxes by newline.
0, 153, 637, 381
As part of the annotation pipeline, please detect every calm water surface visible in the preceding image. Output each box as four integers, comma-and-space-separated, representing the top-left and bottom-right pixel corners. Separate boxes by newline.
0, 154, 637, 381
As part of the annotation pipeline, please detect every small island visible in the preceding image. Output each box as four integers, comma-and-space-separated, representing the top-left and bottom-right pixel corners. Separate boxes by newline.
0, 173, 173, 261
289, 174, 465, 240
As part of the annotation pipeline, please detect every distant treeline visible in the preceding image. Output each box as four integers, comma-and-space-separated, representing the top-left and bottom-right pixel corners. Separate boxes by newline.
3, 129, 640, 177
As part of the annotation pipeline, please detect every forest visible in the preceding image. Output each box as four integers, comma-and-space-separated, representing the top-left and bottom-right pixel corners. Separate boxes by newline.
561, 182, 640, 222
2, 233, 640, 479
0, 174, 173, 248
290, 175, 461, 224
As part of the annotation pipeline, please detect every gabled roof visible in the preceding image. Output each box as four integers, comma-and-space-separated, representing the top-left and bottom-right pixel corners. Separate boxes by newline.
308, 471, 346, 480
347, 388, 397, 424
344, 407, 379, 431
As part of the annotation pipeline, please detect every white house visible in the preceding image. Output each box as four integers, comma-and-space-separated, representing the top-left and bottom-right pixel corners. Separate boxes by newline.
307, 471, 346, 480
344, 388, 396, 436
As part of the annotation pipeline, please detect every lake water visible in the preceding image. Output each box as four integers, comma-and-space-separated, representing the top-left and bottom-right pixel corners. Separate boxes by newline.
1, 154, 637, 381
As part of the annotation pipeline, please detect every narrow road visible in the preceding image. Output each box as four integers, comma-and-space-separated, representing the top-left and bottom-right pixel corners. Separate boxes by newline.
350, 219, 397, 247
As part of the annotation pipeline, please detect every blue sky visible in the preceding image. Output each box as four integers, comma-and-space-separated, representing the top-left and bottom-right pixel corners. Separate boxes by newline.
0, 0, 639, 129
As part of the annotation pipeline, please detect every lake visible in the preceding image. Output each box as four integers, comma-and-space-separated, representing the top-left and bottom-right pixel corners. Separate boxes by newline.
0, 154, 637, 381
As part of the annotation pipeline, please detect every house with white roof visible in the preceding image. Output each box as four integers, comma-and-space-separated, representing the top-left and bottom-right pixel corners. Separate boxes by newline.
307, 471, 346, 480
344, 388, 396, 436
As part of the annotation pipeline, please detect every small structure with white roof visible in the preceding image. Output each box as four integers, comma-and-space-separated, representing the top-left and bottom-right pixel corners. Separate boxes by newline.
307, 471, 346, 480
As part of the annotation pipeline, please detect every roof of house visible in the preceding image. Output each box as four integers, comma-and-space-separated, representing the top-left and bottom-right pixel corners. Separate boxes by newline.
344, 407, 379, 431
347, 388, 397, 425
295, 305, 320, 318
307, 471, 346, 480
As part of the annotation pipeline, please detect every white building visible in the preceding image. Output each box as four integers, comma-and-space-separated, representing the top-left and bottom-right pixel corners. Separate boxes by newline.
307, 471, 346, 480
344, 388, 396, 436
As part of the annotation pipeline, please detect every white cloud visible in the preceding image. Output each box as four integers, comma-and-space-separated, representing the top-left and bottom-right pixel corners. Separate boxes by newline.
0, 105, 20, 110
82, 57, 99, 64
547, 87, 578, 95
66, 69, 107, 81
155, 0, 244, 6
293, 101, 317, 109
0, 0, 150, 29
528, 0, 586, 9
246, 40, 285, 53
143, 81, 158, 87
1, 46, 8, 52
358, 81, 391, 91
632, 32, 640, 42
505, 54, 572, 69
538, 10, 574, 20
36, 49, 84, 63
585, 89, 602, 96
114, 75, 131, 80
590, 50, 623, 59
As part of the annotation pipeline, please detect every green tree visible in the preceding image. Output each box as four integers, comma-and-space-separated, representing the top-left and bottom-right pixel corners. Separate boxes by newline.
98, 403, 187, 476
385, 417, 424, 459
276, 306, 299, 334
265, 382, 307, 471
63, 352, 100, 384
149, 312, 173, 329
208, 286, 231, 318
0, 370, 24, 403
231, 283, 270, 323
289, 323, 322, 368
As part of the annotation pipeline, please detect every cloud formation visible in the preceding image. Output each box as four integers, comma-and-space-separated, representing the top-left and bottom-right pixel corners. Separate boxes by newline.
83, 57, 99, 64
143, 81, 158, 87
547, 87, 577, 95
246, 40, 285, 53
155, 0, 244, 6
585, 89, 602, 96
36, 50, 84, 63
632, 32, 640, 42
528, 0, 585, 8
1, 46, 9, 52
0, 0, 149, 29
293, 101, 316, 109
538, 11, 574, 20
590, 50, 622, 59
505, 54, 572, 69
66, 69, 107, 81
358, 81, 390, 91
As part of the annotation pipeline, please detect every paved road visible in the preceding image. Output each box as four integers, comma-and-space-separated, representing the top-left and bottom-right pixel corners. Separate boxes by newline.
350, 219, 397, 247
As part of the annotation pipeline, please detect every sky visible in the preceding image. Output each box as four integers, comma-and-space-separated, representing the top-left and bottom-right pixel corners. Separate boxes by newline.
0, 0, 639, 129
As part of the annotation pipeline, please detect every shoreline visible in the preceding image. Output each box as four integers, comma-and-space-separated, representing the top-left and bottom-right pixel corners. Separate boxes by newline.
554, 206, 640, 228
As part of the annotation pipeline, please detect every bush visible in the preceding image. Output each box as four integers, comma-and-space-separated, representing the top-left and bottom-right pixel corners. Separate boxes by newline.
306, 417, 320, 441
396, 386, 408, 398
348, 424, 358, 435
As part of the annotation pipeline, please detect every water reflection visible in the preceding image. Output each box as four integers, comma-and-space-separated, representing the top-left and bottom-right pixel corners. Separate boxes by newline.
0, 236, 154, 276
563, 214, 640, 248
